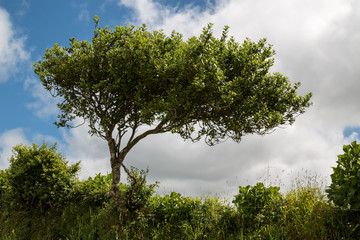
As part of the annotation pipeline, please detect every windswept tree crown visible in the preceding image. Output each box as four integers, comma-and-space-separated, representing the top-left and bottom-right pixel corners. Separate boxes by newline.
34, 17, 312, 146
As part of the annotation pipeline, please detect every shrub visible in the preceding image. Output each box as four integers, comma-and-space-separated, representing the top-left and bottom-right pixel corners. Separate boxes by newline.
233, 182, 281, 233
326, 141, 360, 209
121, 167, 158, 216
111, 167, 159, 239
148, 192, 202, 239
69, 173, 112, 207
0, 170, 8, 213
5, 142, 80, 213
152, 192, 195, 223
0, 170, 6, 201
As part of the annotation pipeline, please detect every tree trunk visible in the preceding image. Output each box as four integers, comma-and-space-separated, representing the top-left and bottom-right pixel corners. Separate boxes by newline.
107, 137, 123, 209
106, 125, 165, 209
110, 156, 122, 208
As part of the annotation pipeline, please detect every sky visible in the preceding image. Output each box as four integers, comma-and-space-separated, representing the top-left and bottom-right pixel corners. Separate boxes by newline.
1, 0, 360, 198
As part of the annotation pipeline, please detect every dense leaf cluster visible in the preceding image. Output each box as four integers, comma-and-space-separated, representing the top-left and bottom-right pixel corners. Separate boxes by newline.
3, 143, 79, 212
34, 18, 311, 145
69, 173, 112, 207
327, 141, 360, 209
233, 182, 281, 232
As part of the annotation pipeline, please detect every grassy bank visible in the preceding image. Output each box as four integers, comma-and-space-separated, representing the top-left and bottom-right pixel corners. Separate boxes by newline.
1, 173, 359, 239
1, 142, 360, 239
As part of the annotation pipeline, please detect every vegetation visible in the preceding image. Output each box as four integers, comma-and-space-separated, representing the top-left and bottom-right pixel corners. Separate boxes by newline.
33, 17, 312, 207
3, 142, 79, 213
327, 141, 360, 209
1, 142, 360, 239
233, 182, 282, 234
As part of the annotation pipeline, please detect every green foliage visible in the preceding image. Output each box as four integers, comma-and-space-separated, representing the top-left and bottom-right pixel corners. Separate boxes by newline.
120, 167, 158, 216
34, 18, 312, 145
2, 142, 360, 239
1, 173, 360, 239
34, 16, 312, 209
151, 192, 196, 225
280, 186, 327, 239
327, 141, 360, 209
147, 193, 241, 239
0, 170, 6, 207
70, 173, 112, 207
5, 142, 80, 212
233, 182, 281, 232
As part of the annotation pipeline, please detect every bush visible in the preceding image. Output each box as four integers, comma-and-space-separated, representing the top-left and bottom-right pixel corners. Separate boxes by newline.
121, 167, 158, 216
69, 173, 112, 207
5, 142, 80, 213
0, 170, 7, 210
151, 192, 196, 224
326, 141, 360, 209
149, 193, 209, 239
233, 182, 281, 233
0, 170, 6, 196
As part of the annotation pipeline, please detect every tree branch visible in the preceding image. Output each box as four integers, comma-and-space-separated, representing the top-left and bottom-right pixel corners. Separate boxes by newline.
120, 119, 168, 157
126, 121, 138, 149
69, 118, 86, 128
121, 163, 136, 183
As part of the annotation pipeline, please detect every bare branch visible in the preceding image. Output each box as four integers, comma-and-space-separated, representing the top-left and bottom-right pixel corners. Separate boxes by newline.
126, 121, 138, 148
115, 127, 127, 150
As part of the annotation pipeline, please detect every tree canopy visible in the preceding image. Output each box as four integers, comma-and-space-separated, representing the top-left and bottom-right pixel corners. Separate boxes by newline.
34, 16, 312, 207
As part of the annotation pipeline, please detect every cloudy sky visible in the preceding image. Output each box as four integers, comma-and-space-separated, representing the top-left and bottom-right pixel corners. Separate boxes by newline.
1, 0, 359, 198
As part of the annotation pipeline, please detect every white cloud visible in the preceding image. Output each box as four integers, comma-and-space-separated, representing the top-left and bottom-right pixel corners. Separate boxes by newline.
0, 128, 29, 169
210, 0, 351, 41
61, 121, 111, 179
0, 8, 29, 83
56, 0, 360, 197
118, 0, 164, 25
117, 0, 351, 39
70, 3, 91, 22
17, 0, 30, 17
24, 77, 59, 119
78, 4, 90, 22
100, 0, 115, 12
78, 9, 90, 22
117, 0, 215, 37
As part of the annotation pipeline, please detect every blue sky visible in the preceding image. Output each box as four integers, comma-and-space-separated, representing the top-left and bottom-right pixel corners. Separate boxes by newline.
1, 0, 360, 197
0, 0, 212, 141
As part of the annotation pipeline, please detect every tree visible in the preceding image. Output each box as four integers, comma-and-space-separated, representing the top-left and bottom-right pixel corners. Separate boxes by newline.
5, 142, 79, 212
34, 16, 312, 207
